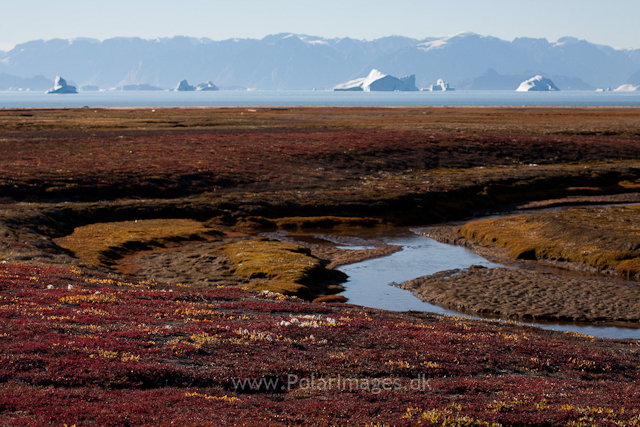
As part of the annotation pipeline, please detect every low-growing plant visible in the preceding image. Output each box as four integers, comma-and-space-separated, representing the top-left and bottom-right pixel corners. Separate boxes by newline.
458, 205, 640, 278
217, 238, 346, 299
55, 218, 223, 267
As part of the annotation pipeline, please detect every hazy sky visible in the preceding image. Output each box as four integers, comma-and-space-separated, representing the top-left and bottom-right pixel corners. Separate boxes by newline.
1, 0, 639, 52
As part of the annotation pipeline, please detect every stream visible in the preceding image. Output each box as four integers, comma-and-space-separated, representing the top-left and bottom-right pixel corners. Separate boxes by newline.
327, 227, 640, 340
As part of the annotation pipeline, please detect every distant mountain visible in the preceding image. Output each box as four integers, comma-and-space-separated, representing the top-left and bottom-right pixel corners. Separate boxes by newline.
121, 83, 163, 91
0, 33, 638, 90
456, 69, 595, 91
0, 73, 53, 91
627, 69, 640, 86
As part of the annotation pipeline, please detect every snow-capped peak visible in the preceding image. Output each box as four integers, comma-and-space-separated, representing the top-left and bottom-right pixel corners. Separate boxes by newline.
68, 37, 100, 45
418, 32, 480, 51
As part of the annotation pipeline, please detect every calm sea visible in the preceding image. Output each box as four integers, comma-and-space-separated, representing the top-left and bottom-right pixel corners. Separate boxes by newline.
1, 90, 640, 108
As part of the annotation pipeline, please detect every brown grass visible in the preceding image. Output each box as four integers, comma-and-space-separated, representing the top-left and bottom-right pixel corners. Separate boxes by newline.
2, 107, 640, 136
55, 219, 222, 268
458, 205, 640, 278
217, 238, 346, 300
312, 295, 349, 304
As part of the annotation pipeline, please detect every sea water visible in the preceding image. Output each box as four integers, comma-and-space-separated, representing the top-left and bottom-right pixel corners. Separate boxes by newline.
1, 90, 640, 108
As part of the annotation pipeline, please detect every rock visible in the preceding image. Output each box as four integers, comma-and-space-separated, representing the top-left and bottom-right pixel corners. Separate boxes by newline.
516, 75, 560, 92
45, 76, 78, 94
174, 79, 195, 91
196, 81, 219, 91
334, 69, 418, 91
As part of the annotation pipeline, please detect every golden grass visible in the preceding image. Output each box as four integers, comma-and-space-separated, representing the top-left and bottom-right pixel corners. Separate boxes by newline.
218, 238, 344, 299
458, 205, 640, 277
312, 295, 349, 304
55, 219, 222, 267
619, 180, 640, 189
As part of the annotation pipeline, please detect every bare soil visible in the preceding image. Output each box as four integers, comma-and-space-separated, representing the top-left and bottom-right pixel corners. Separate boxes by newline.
117, 235, 402, 298
398, 265, 640, 324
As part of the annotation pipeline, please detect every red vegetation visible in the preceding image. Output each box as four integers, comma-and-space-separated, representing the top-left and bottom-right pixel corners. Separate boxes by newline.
2, 263, 640, 426
3, 129, 640, 201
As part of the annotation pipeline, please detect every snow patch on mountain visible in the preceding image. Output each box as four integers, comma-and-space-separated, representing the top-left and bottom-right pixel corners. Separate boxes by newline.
68, 38, 100, 45
418, 32, 480, 52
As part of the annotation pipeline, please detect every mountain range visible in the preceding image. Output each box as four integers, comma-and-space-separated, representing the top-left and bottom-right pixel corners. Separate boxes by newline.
1, 32, 639, 91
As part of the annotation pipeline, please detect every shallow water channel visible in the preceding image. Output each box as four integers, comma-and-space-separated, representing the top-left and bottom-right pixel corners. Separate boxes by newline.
324, 228, 640, 340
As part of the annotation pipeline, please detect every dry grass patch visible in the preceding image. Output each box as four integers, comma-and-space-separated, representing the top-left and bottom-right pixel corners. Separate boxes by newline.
55, 218, 222, 268
217, 238, 346, 300
619, 180, 640, 189
458, 205, 640, 278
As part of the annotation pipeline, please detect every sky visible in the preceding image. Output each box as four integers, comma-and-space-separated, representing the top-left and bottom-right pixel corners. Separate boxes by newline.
1, 0, 639, 52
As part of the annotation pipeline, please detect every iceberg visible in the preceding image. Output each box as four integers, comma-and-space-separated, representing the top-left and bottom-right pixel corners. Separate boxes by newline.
516, 75, 560, 92
334, 69, 418, 91
196, 81, 219, 91
424, 78, 454, 91
45, 76, 78, 94
174, 79, 195, 91
613, 84, 639, 92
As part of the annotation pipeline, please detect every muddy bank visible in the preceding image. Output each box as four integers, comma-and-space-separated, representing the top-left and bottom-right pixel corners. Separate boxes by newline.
516, 192, 640, 210
117, 233, 402, 300
420, 225, 516, 265
398, 265, 640, 323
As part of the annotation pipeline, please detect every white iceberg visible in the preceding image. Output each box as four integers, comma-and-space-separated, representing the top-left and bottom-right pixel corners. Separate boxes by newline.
613, 84, 639, 92
334, 69, 418, 91
174, 79, 195, 91
516, 75, 560, 92
196, 81, 219, 91
45, 76, 78, 94
424, 78, 454, 91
